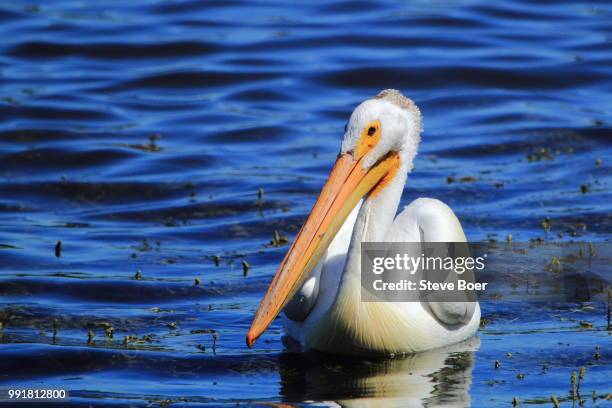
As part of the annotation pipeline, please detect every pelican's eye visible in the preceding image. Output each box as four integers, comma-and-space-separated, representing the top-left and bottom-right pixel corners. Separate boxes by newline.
355, 119, 381, 159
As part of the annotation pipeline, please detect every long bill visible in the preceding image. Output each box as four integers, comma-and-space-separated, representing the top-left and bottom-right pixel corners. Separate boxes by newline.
246, 151, 400, 347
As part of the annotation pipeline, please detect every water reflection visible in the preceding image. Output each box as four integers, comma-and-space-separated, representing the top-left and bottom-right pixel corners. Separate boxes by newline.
278, 337, 479, 407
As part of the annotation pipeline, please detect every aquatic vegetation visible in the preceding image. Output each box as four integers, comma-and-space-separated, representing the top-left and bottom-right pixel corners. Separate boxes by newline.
242, 260, 250, 277
269, 230, 289, 247
87, 329, 95, 345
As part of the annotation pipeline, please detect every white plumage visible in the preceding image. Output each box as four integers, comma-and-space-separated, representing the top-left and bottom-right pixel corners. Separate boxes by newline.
284, 197, 480, 355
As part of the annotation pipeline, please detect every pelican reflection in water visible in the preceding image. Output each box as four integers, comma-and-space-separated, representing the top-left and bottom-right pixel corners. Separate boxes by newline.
278, 337, 479, 407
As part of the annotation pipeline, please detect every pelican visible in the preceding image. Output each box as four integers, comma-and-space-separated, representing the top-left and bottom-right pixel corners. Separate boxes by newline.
247, 89, 480, 355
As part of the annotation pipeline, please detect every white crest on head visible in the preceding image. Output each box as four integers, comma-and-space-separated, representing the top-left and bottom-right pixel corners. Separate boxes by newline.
341, 89, 422, 169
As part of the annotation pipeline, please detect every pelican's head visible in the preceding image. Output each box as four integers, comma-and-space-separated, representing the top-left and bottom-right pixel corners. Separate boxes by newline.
247, 90, 422, 347
341, 89, 421, 170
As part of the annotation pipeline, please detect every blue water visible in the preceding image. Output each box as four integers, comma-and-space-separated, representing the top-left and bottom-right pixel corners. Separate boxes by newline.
0, 0, 611, 406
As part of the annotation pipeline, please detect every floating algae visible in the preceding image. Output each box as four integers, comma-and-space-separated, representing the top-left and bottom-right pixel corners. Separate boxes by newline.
269, 230, 288, 247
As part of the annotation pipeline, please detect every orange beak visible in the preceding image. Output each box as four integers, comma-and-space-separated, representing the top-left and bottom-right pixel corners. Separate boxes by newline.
246, 151, 400, 347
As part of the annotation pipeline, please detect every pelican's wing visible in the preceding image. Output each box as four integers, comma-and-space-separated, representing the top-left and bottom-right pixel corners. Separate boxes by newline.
387, 198, 477, 325
283, 257, 323, 322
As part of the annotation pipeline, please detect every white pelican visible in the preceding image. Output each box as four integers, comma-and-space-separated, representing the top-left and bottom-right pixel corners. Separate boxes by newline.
247, 89, 480, 355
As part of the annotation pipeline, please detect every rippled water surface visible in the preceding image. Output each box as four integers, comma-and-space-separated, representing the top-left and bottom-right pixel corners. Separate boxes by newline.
1, 0, 611, 406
